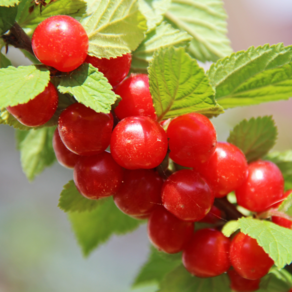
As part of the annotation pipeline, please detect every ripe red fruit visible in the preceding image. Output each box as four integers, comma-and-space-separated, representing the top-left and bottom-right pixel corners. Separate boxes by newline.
182, 228, 230, 278
74, 152, 123, 199
32, 15, 88, 72
7, 82, 58, 127
85, 54, 132, 87
167, 113, 217, 168
235, 160, 284, 212
148, 206, 193, 254
162, 169, 213, 222
230, 232, 274, 280
271, 216, 292, 229
227, 269, 260, 292
58, 103, 113, 156
110, 116, 168, 169
113, 169, 163, 218
53, 128, 79, 168
198, 142, 248, 198
199, 205, 225, 224
114, 74, 156, 120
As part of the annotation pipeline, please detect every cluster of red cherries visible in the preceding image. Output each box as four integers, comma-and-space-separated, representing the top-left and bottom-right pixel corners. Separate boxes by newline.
5, 15, 292, 292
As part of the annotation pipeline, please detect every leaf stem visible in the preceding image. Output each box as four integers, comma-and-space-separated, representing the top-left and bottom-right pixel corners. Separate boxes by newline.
214, 197, 245, 221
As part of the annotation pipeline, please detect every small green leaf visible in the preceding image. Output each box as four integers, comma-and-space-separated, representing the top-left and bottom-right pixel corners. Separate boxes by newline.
149, 47, 223, 121
222, 220, 239, 237
0, 108, 31, 130
158, 265, 230, 292
59, 180, 104, 213
0, 65, 50, 108
278, 193, 292, 217
238, 217, 292, 269
0, 5, 17, 35
58, 63, 119, 113
0, 0, 19, 7
0, 52, 11, 68
227, 116, 277, 163
18, 127, 56, 181
15, 129, 29, 150
133, 246, 181, 287
164, 0, 232, 63
132, 22, 191, 73
208, 44, 292, 108
81, 0, 147, 59
68, 197, 143, 256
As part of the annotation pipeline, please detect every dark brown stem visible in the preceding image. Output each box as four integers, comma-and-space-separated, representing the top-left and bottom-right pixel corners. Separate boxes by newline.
214, 197, 245, 221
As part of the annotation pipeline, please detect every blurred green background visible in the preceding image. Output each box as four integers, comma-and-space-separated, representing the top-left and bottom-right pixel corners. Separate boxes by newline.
1, 1, 292, 291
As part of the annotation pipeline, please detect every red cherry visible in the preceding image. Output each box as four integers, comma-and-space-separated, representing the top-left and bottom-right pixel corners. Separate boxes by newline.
32, 15, 88, 72
230, 232, 274, 280
7, 82, 58, 127
182, 228, 230, 278
162, 169, 214, 222
85, 54, 132, 87
227, 269, 260, 292
53, 128, 79, 168
110, 116, 168, 170
58, 103, 113, 156
167, 113, 217, 168
235, 160, 284, 212
114, 74, 156, 120
148, 206, 193, 254
199, 205, 225, 224
198, 142, 248, 198
113, 169, 163, 218
271, 216, 292, 229
74, 152, 124, 199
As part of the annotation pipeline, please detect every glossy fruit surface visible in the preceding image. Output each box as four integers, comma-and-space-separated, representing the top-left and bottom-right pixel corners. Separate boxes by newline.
7, 82, 58, 127
167, 113, 217, 168
230, 232, 274, 280
199, 205, 225, 224
198, 142, 248, 198
114, 74, 156, 120
182, 228, 230, 277
53, 128, 79, 168
85, 54, 132, 87
58, 103, 113, 156
235, 160, 284, 212
148, 206, 193, 254
74, 152, 123, 199
162, 169, 213, 222
271, 216, 292, 229
110, 116, 168, 169
227, 269, 260, 292
114, 169, 163, 218
32, 15, 88, 72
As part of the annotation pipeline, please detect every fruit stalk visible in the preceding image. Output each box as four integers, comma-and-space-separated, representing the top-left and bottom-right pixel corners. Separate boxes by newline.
214, 197, 244, 220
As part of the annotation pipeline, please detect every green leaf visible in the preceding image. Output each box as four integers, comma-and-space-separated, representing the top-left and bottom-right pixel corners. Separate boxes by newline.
59, 180, 105, 213
227, 116, 277, 163
18, 127, 56, 181
133, 246, 181, 287
0, 5, 17, 35
164, 0, 232, 63
68, 197, 143, 256
15, 129, 29, 150
58, 63, 118, 113
148, 47, 223, 121
0, 0, 19, 7
158, 265, 230, 292
139, 0, 170, 31
0, 52, 11, 68
222, 220, 239, 237
238, 217, 292, 269
208, 44, 292, 108
81, 0, 147, 59
0, 108, 31, 130
0, 65, 50, 108
131, 22, 191, 73
278, 193, 292, 218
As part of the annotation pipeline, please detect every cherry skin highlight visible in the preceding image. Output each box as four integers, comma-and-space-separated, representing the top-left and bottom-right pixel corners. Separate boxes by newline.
58, 103, 113, 156
110, 116, 168, 170
235, 160, 284, 212
148, 206, 193, 254
167, 113, 217, 168
182, 228, 230, 278
32, 15, 88, 72
74, 152, 124, 199
230, 232, 274, 280
114, 169, 163, 218
114, 74, 156, 120
227, 269, 260, 292
7, 82, 58, 127
162, 169, 214, 222
53, 128, 79, 168
85, 54, 132, 87
197, 142, 248, 198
